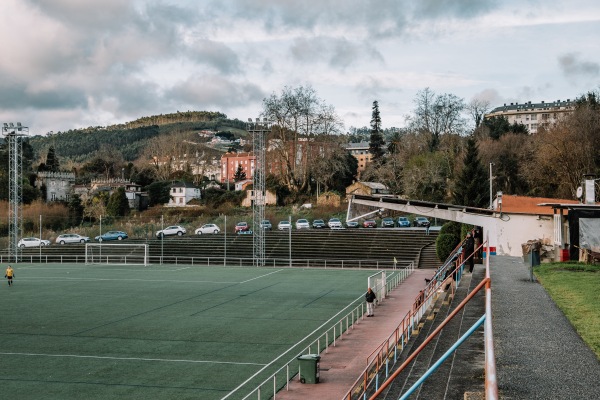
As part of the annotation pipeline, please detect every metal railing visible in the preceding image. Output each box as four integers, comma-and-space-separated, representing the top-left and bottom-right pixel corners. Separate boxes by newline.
2, 253, 415, 270
353, 235, 497, 400
223, 265, 415, 400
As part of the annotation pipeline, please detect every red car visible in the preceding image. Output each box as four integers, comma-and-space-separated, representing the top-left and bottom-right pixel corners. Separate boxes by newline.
363, 220, 377, 228
235, 222, 249, 232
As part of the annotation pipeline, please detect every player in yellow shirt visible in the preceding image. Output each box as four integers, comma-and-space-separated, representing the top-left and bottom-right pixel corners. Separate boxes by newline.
5, 265, 14, 287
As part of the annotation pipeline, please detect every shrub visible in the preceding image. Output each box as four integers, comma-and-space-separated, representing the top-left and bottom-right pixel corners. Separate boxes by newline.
436, 233, 461, 262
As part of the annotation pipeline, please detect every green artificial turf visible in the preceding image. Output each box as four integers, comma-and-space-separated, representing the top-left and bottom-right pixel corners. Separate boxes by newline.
0, 263, 382, 399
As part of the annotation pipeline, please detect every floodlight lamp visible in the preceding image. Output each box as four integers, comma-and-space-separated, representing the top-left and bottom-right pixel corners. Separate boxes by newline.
255, 118, 260, 122
17, 122, 21, 127
9, 123, 14, 127
248, 118, 252, 122
3, 123, 7, 128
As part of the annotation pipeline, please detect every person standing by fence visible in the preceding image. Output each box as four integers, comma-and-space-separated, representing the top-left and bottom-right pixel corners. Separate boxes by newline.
365, 287, 376, 317
464, 232, 475, 273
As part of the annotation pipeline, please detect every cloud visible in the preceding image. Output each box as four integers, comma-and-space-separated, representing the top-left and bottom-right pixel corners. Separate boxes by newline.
185, 40, 241, 74
290, 37, 383, 69
559, 53, 600, 79
166, 74, 265, 109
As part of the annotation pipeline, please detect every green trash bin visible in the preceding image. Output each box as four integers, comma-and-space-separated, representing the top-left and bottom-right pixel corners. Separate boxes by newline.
297, 354, 320, 384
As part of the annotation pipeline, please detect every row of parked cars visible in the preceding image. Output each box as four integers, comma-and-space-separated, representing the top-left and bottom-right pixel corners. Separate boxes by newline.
17, 216, 432, 247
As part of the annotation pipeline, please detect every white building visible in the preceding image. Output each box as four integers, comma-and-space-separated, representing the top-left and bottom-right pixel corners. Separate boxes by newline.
485, 99, 575, 134
167, 181, 201, 207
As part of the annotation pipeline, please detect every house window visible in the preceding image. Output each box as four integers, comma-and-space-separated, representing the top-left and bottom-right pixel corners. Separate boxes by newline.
179, 198, 183, 204
179, 188, 183, 193
531, 114, 537, 121
50, 192, 56, 201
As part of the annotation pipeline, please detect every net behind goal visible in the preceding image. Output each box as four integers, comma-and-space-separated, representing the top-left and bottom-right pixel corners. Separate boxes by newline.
85, 243, 149, 266
368, 271, 387, 302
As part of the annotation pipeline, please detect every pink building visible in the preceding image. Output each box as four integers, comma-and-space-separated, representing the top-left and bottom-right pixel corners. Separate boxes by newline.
220, 152, 255, 183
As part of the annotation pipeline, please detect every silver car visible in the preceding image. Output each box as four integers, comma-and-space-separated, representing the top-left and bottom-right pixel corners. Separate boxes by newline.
18, 237, 51, 248
328, 218, 343, 229
156, 225, 187, 238
55, 234, 91, 244
295, 219, 310, 229
195, 224, 220, 235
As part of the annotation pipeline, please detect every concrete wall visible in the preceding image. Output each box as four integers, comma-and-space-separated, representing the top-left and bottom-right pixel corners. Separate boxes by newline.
494, 214, 554, 257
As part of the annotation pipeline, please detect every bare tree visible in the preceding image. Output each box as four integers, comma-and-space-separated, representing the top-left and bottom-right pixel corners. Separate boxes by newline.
407, 88, 466, 151
467, 98, 491, 129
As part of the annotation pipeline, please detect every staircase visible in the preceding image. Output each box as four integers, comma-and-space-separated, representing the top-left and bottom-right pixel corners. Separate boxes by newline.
418, 243, 439, 269
371, 266, 486, 399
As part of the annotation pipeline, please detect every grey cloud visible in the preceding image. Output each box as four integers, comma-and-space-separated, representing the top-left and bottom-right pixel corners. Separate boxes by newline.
166, 75, 266, 108
354, 76, 399, 99
0, 79, 86, 109
186, 40, 241, 74
414, 0, 497, 19
290, 37, 383, 69
559, 53, 600, 78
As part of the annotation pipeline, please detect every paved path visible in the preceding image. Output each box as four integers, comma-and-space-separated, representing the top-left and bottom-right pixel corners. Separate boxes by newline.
276, 269, 432, 400
491, 256, 600, 400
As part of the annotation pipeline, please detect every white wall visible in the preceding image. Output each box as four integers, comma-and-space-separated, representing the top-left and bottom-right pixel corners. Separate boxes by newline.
493, 214, 554, 257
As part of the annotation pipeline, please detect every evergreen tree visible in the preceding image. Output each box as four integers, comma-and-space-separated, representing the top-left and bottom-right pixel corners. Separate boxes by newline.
106, 187, 130, 216
369, 101, 385, 161
68, 194, 85, 227
46, 146, 60, 172
453, 137, 489, 207
146, 181, 172, 206
234, 164, 247, 182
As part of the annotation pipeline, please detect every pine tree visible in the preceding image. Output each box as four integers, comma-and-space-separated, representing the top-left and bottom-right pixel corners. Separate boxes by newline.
46, 146, 60, 172
453, 137, 489, 207
369, 101, 385, 161
234, 164, 247, 182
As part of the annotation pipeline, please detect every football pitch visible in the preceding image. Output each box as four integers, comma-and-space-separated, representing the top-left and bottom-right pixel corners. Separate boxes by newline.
0, 263, 382, 399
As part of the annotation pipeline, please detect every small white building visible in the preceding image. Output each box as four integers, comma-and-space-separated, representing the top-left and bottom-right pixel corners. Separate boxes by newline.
167, 181, 201, 207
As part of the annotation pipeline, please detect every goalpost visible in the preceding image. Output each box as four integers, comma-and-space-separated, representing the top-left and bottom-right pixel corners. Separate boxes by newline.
368, 270, 387, 302
85, 243, 149, 266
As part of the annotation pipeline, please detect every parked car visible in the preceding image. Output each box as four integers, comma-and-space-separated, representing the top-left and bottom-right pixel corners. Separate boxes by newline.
260, 220, 272, 230
234, 222, 250, 233
295, 219, 310, 229
413, 217, 431, 227
18, 237, 50, 248
381, 217, 395, 228
278, 220, 292, 230
397, 217, 411, 227
195, 224, 220, 235
346, 221, 359, 228
312, 219, 326, 229
363, 220, 377, 228
156, 225, 186, 238
55, 234, 91, 244
95, 231, 128, 242
328, 218, 343, 229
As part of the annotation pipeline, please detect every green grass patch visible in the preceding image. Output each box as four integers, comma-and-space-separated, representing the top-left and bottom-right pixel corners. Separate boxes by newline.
534, 262, 600, 358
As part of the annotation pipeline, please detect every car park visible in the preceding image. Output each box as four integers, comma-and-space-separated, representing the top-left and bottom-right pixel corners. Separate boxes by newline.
195, 224, 220, 235
234, 222, 250, 233
95, 231, 128, 242
346, 221, 359, 228
413, 217, 431, 227
18, 237, 50, 248
278, 220, 292, 230
295, 219, 310, 229
363, 220, 377, 228
397, 217, 411, 227
260, 220, 272, 230
55, 234, 91, 244
312, 219, 326, 229
156, 225, 187, 238
381, 217, 395, 228
328, 218, 343, 229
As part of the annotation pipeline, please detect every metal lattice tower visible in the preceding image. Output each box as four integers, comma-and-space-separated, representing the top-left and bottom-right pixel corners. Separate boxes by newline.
2, 122, 28, 263
247, 118, 270, 267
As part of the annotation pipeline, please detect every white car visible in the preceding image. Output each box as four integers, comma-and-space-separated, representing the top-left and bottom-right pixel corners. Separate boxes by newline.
195, 224, 220, 235
328, 218, 343, 229
278, 220, 292, 230
295, 219, 310, 229
156, 225, 187, 238
18, 237, 51, 248
55, 234, 91, 244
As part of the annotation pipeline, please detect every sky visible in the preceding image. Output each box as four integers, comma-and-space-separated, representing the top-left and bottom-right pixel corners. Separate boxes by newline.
1, 0, 599, 136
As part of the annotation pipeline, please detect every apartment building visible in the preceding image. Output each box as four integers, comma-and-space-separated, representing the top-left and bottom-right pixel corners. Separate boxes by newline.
485, 99, 575, 134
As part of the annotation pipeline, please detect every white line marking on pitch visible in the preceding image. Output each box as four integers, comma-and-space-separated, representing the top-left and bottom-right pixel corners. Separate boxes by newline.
173, 267, 190, 271
0, 352, 266, 366
22, 277, 239, 284
240, 269, 284, 283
